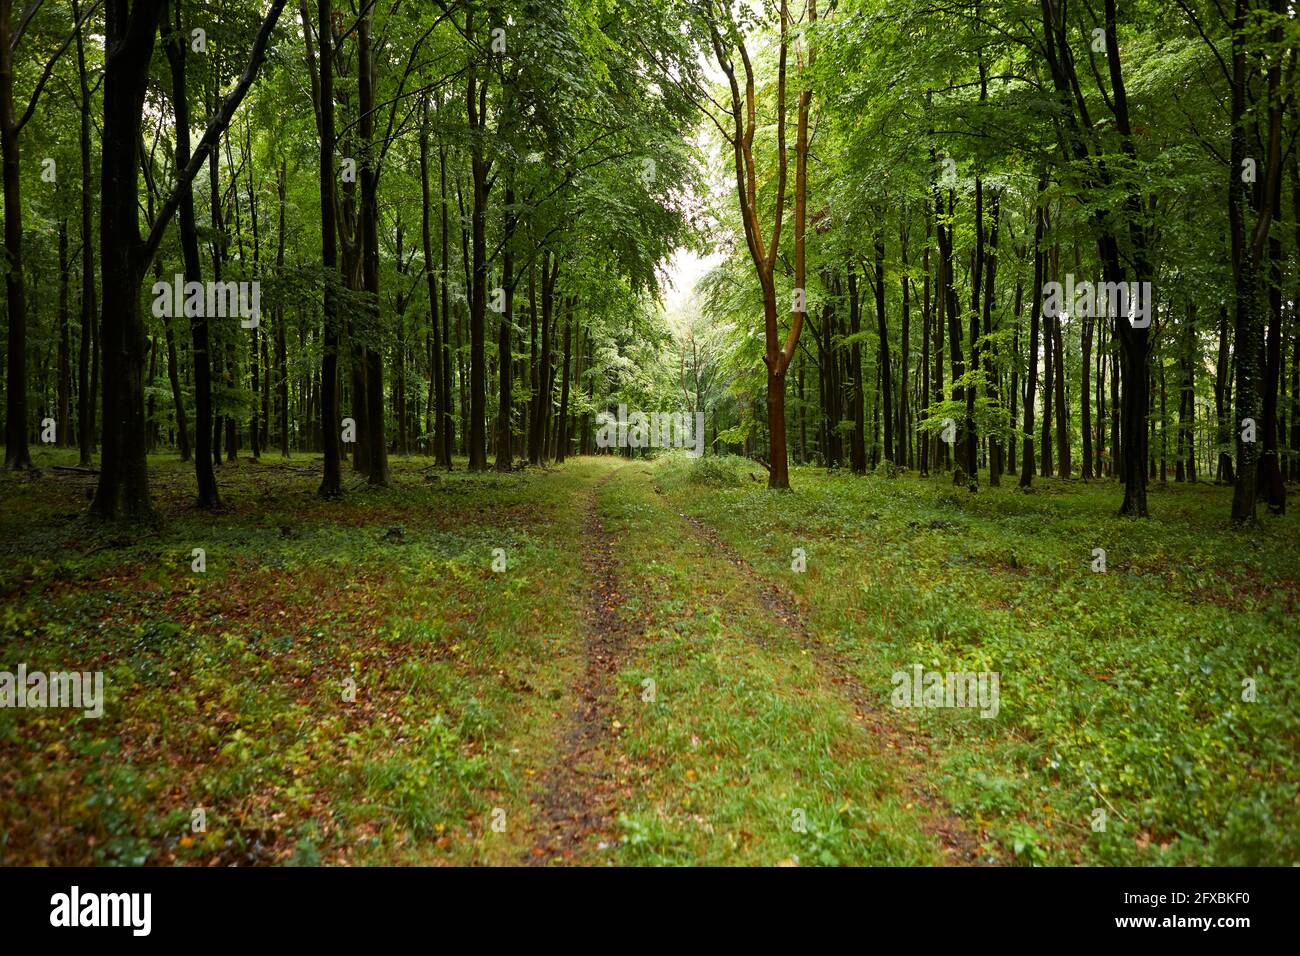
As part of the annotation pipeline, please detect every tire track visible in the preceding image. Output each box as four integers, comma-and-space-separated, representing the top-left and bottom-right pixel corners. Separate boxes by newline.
675, 508, 993, 865
523, 469, 635, 865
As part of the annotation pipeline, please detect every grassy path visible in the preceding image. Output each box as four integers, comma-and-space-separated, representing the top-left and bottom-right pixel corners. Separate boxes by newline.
536, 458, 951, 865
672, 504, 986, 863
2, 449, 1297, 865
523, 471, 636, 863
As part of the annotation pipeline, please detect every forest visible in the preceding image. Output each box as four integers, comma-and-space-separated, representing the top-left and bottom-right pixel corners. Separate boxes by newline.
0, 0, 1297, 868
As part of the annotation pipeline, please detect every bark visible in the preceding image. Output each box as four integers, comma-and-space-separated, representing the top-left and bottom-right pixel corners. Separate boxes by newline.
1020, 178, 1046, 489
438, 143, 453, 467
920, 214, 931, 476
938, 188, 965, 483
311, 0, 341, 496
1041, 245, 1054, 479
982, 192, 1001, 485
1081, 305, 1094, 479
57, 221, 71, 446
706, 0, 811, 489
1053, 309, 1068, 476
1, 0, 35, 468
848, 266, 866, 473
358, 9, 388, 486
419, 99, 444, 464
874, 233, 893, 466
967, 177, 984, 487
899, 222, 912, 468
496, 186, 517, 470
556, 299, 574, 463
276, 160, 289, 456
465, 8, 490, 470
164, 1, 215, 502
91, 0, 172, 519
74, 0, 97, 466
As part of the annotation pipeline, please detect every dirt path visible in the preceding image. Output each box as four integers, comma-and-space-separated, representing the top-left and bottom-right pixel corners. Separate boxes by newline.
675, 509, 992, 865
523, 471, 635, 864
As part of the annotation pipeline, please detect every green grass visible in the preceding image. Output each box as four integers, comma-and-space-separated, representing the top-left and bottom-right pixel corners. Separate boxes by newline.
652, 450, 1300, 864
1, 445, 1296, 865
1, 449, 591, 865
594, 462, 940, 865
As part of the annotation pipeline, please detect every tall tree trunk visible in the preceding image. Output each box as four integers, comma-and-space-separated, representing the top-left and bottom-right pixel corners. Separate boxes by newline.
874, 233, 893, 465
1021, 178, 1046, 488
939, 189, 964, 484
162, 306, 189, 461
983, 191, 1002, 485
419, 99, 444, 464
57, 221, 72, 447
440, 152, 454, 467
920, 215, 931, 477
1009, 272, 1022, 475
966, 178, 985, 489
1053, 310, 1068, 476
933, 190, 946, 472
92, 0, 169, 519
0, 0, 34, 469
275, 159, 289, 456
1258, 47, 1290, 513
164, 1, 215, 503
465, 9, 489, 470
1041, 253, 1054, 480
74, 0, 98, 466
495, 186, 516, 471
1228, 0, 1274, 523
899, 223, 912, 468
312, 0, 342, 496
848, 266, 866, 473
1081, 308, 1094, 479
556, 299, 573, 463
358, 8, 388, 486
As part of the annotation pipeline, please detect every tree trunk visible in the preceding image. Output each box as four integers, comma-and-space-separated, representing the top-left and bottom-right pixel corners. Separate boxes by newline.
848, 266, 866, 473
91, 0, 167, 519
874, 233, 893, 465
0, 0, 33, 469
275, 159, 289, 456
74, 0, 97, 466
314, 0, 342, 496
495, 187, 516, 471
164, 1, 215, 504
899, 223, 911, 468
57, 221, 72, 447
358, 9, 388, 486
465, 9, 489, 470
420, 100, 444, 464
1081, 311, 1093, 480
1053, 310, 1068, 477
1020, 177, 1046, 488
982, 191, 1001, 485
556, 299, 573, 463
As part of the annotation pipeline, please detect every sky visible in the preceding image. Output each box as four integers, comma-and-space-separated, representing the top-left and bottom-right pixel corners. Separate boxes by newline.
662, 247, 724, 321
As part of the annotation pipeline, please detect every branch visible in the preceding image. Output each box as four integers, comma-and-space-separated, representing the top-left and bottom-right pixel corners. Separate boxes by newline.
142, 0, 288, 265
14, 0, 102, 136
11, 0, 45, 51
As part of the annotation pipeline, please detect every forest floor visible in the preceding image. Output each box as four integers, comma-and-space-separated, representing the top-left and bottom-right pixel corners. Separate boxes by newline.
1, 449, 1298, 866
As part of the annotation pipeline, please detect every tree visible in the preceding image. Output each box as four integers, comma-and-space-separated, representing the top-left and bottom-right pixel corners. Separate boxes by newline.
1, 0, 97, 469
704, 0, 815, 489
91, 0, 286, 520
